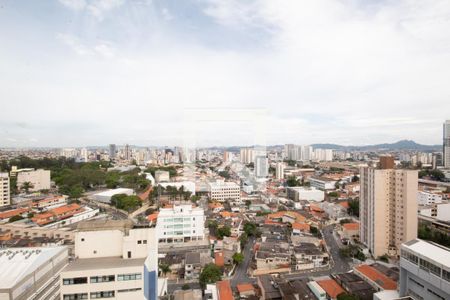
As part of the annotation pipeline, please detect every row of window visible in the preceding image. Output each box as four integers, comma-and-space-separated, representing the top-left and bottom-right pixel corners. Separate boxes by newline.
91, 291, 115, 298
63, 289, 142, 299
402, 250, 450, 282
117, 273, 142, 281
63, 273, 142, 285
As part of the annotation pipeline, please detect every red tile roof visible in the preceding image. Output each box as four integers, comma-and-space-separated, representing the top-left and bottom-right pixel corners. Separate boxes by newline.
217, 280, 234, 300
292, 222, 310, 231
342, 223, 359, 231
215, 251, 225, 267
355, 264, 397, 290
317, 279, 345, 298
0, 208, 29, 220
236, 283, 255, 293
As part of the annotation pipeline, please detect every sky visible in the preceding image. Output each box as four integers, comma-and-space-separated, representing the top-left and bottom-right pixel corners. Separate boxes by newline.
1, 0, 450, 147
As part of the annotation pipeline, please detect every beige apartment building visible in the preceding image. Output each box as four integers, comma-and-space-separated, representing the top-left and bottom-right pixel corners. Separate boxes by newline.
360, 162, 418, 257
0, 172, 11, 207
16, 168, 51, 192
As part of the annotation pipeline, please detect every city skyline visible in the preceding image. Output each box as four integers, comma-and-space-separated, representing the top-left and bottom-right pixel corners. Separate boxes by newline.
1, 0, 450, 147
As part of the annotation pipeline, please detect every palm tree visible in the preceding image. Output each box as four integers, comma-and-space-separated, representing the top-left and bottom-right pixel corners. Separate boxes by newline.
21, 181, 34, 193
159, 263, 171, 277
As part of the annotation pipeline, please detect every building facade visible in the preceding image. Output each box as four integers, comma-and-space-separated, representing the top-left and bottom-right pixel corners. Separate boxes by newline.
156, 205, 205, 243
444, 120, 450, 168
17, 169, 51, 192
255, 156, 269, 178
0, 246, 68, 300
400, 239, 450, 300
360, 166, 418, 257
60, 220, 159, 300
208, 181, 241, 203
0, 172, 10, 207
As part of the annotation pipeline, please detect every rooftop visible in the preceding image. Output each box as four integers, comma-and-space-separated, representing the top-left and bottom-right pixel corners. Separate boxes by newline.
342, 223, 359, 231
76, 219, 134, 232
355, 264, 397, 290
402, 239, 450, 267
217, 280, 234, 300
316, 279, 345, 298
63, 256, 145, 272
93, 188, 134, 197
0, 246, 67, 289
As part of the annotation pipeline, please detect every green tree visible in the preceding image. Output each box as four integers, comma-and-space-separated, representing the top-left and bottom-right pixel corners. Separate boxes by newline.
182, 284, 190, 290
21, 181, 34, 193
328, 191, 339, 198
378, 254, 389, 263
217, 226, 231, 240
243, 222, 260, 237
199, 264, 222, 288
348, 199, 359, 217
337, 293, 359, 300
9, 215, 24, 223
232, 252, 244, 265
159, 263, 171, 277
286, 176, 300, 187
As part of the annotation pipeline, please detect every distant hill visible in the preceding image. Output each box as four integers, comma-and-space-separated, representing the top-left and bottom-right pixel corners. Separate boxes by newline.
311, 140, 441, 151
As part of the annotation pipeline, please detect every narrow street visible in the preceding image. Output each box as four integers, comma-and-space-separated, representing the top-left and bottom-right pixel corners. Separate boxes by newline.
231, 237, 256, 288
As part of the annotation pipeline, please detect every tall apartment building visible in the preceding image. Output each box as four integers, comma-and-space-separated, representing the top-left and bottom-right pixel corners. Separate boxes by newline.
444, 120, 450, 168
208, 181, 241, 202
16, 169, 51, 192
109, 144, 117, 159
255, 156, 269, 178
60, 219, 159, 300
156, 204, 205, 243
0, 246, 69, 300
360, 158, 418, 257
0, 172, 11, 207
240, 148, 255, 164
275, 162, 285, 180
399, 239, 449, 300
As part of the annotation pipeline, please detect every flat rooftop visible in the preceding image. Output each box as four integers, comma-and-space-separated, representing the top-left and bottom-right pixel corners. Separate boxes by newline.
0, 246, 67, 289
402, 239, 450, 267
63, 256, 145, 272
76, 219, 134, 232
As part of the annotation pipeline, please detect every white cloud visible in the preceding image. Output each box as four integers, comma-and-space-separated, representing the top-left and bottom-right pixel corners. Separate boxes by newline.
2, 0, 450, 146
58, 0, 87, 11
58, 0, 125, 20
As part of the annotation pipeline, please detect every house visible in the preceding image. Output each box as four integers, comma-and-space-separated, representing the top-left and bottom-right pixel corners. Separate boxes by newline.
341, 222, 359, 240
217, 280, 234, 300
236, 283, 256, 298
291, 222, 310, 236
354, 264, 397, 291
185, 252, 201, 280
293, 243, 329, 270
316, 278, 345, 300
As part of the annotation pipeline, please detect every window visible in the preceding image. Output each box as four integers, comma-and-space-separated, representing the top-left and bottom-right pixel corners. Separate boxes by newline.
127, 251, 131, 258
81, 238, 85, 242
137, 240, 142, 244
63, 293, 88, 300
117, 288, 142, 293
427, 288, 445, 300
143, 240, 147, 244
117, 273, 142, 281
443, 269, 450, 282
63, 277, 88, 285
90, 275, 115, 283
90, 291, 115, 299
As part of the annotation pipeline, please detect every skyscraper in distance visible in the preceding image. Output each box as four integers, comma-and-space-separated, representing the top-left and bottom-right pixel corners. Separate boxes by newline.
444, 120, 450, 168
109, 144, 116, 159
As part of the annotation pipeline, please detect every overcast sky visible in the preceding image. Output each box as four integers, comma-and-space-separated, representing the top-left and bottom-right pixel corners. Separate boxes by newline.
1, 0, 450, 147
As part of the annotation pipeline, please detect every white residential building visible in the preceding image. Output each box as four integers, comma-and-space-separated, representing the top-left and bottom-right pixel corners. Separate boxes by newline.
17, 169, 51, 192
275, 162, 285, 180
399, 239, 450, 300
0, 172, 10, 207
155, 171, 170, 183
0, 246, 69, 300
156, 205, 205, 243
419, 202, 450, 222
444, 120, 450, 168
240, 148, 254, 164
309, 176, 337, 190
418, 190, 443, 205
255, 156, 269, 178
287, 186, 325, 202
313, 149, 333, 161
208, 181, 241, 202
60, 219, 160, 300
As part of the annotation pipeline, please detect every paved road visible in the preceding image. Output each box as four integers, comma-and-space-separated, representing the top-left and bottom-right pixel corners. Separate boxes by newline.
231, 237, 256, 288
